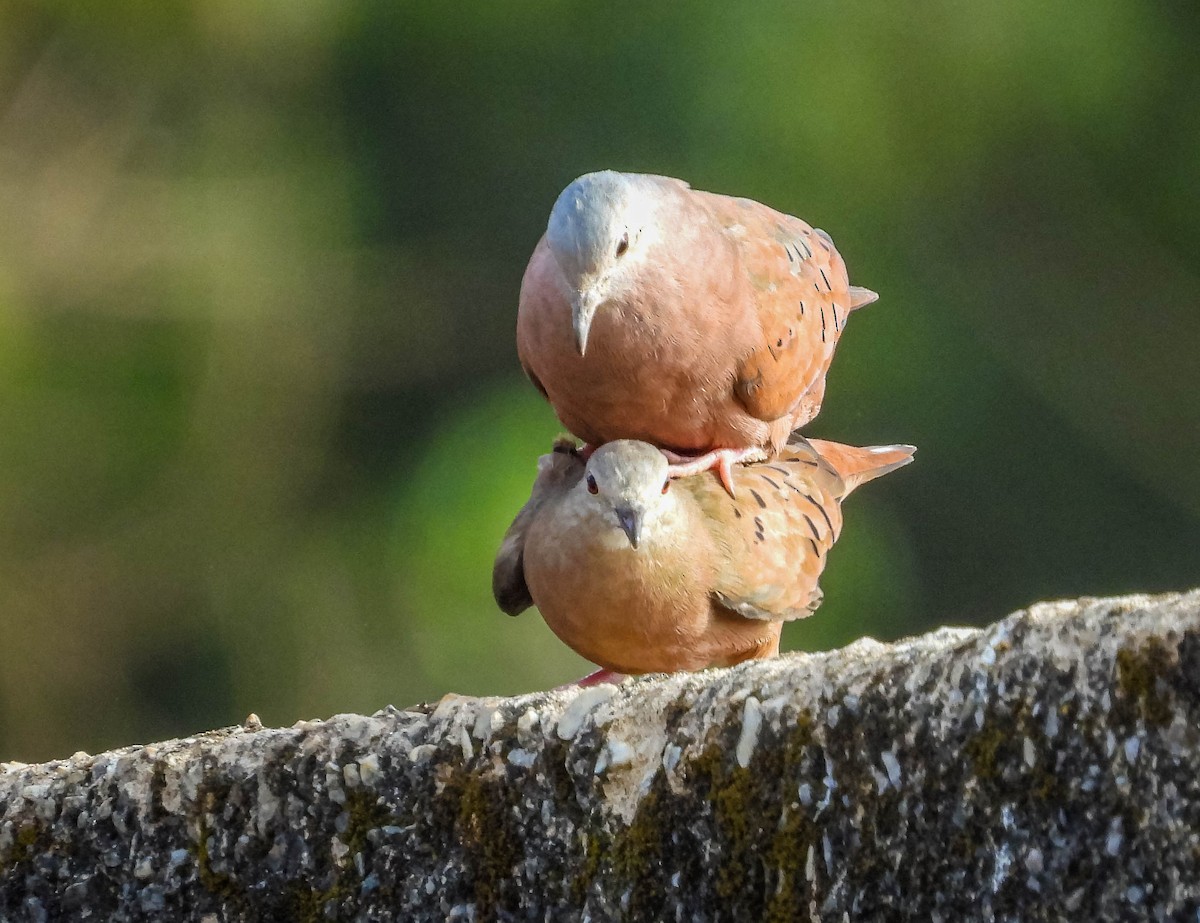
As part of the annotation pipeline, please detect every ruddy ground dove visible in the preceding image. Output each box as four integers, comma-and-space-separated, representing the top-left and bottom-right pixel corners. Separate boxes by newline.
517, 171, 878, 492
492, 436, 914, 678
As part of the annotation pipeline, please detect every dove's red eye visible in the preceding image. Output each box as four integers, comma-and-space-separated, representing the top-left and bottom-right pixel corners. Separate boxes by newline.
661, 479, 670, 494
586, 475, 599, 494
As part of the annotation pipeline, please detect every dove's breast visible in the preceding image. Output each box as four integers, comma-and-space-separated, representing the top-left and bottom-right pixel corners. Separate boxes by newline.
517, 239, 773, 454
522, 493, 778, 673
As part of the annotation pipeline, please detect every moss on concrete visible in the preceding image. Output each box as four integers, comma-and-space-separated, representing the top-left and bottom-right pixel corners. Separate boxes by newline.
5, 591, 1200, 921
1116, 636, 1177, 727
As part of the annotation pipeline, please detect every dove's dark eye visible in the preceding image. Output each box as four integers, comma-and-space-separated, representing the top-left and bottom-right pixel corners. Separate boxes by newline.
586, 475, 599, 494
615, 232, 629, 258
661, 479, 670, 495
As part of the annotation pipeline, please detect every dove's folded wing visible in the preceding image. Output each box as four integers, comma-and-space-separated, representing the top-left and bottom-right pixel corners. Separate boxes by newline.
491, 441, 584, 616
687, 441, 845, 624
705, 198, 863, 430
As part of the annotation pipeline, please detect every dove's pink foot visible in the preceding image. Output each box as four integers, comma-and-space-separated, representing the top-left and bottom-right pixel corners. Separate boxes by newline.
558, 669, 627, 689
663, 447, 767, 498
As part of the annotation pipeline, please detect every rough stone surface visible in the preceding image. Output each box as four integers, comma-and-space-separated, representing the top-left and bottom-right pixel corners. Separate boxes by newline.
3, 591, 1200, 921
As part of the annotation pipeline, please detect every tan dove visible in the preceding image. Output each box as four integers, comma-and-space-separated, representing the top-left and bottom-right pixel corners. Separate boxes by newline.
492, 435, 913, 679
517, 171, 878, 494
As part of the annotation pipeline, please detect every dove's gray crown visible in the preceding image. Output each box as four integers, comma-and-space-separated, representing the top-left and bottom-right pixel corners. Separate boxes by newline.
585, 440, 670, 503
546, 171, 645, 281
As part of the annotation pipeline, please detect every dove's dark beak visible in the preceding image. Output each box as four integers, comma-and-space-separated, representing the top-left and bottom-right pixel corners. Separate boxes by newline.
614, 506, 642, 549
571, 286, 603, 356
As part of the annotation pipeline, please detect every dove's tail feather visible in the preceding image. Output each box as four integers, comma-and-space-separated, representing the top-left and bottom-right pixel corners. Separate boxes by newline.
807, 440, 916, 494
848, 286, 879, 312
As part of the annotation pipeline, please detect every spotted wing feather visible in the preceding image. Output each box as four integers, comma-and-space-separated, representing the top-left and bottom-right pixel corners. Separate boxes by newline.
697, 438, 914, 623
705, 196, 858, 429
692, 438, 847, 623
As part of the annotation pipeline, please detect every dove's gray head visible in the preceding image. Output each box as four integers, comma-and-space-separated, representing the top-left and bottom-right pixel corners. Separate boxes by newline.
579, 440, 672, 550
545, 171, 661, 356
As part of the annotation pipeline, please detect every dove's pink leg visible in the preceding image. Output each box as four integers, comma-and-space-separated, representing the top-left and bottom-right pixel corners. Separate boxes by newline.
662, 447, 766, 498
555, 669, 627, 690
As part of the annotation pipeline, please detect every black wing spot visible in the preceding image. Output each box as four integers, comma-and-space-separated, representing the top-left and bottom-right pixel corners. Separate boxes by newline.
799, 301, 805, 316
819, 268, 832, 291
760, 475, 781, 490
831, 305, 840, 333
733, 507, 743, 519
808, 538, 821, 556
819, 306, 827, 343
802, 513, 821, 540
816, 502, 834, 534
789, 483, 817, 504
749, 489, 767, 509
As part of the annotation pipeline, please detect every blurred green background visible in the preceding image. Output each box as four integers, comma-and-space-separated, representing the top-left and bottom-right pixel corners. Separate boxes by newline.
1, 1, 1197, 762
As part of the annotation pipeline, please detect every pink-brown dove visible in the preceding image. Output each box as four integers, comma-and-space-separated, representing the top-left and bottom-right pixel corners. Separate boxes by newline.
492, 435, 913, 678
517, 171, 878, 493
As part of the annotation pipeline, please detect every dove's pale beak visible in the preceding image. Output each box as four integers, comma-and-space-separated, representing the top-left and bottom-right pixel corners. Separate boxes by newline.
571, 286, 604, 356
614, 506, 642, 549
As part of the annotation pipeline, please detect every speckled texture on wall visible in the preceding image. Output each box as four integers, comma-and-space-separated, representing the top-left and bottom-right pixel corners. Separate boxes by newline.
3, 591, 1200, 921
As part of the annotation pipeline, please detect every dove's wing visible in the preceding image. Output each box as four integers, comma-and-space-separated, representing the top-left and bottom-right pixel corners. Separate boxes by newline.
492, 441, 584, 616
695, 438, 913, 623
694, 437, 846, 623
702, 194, 875, 430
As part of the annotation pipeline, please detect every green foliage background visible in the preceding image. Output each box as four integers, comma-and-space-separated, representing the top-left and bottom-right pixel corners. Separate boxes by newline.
1, 1, 1197, 760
